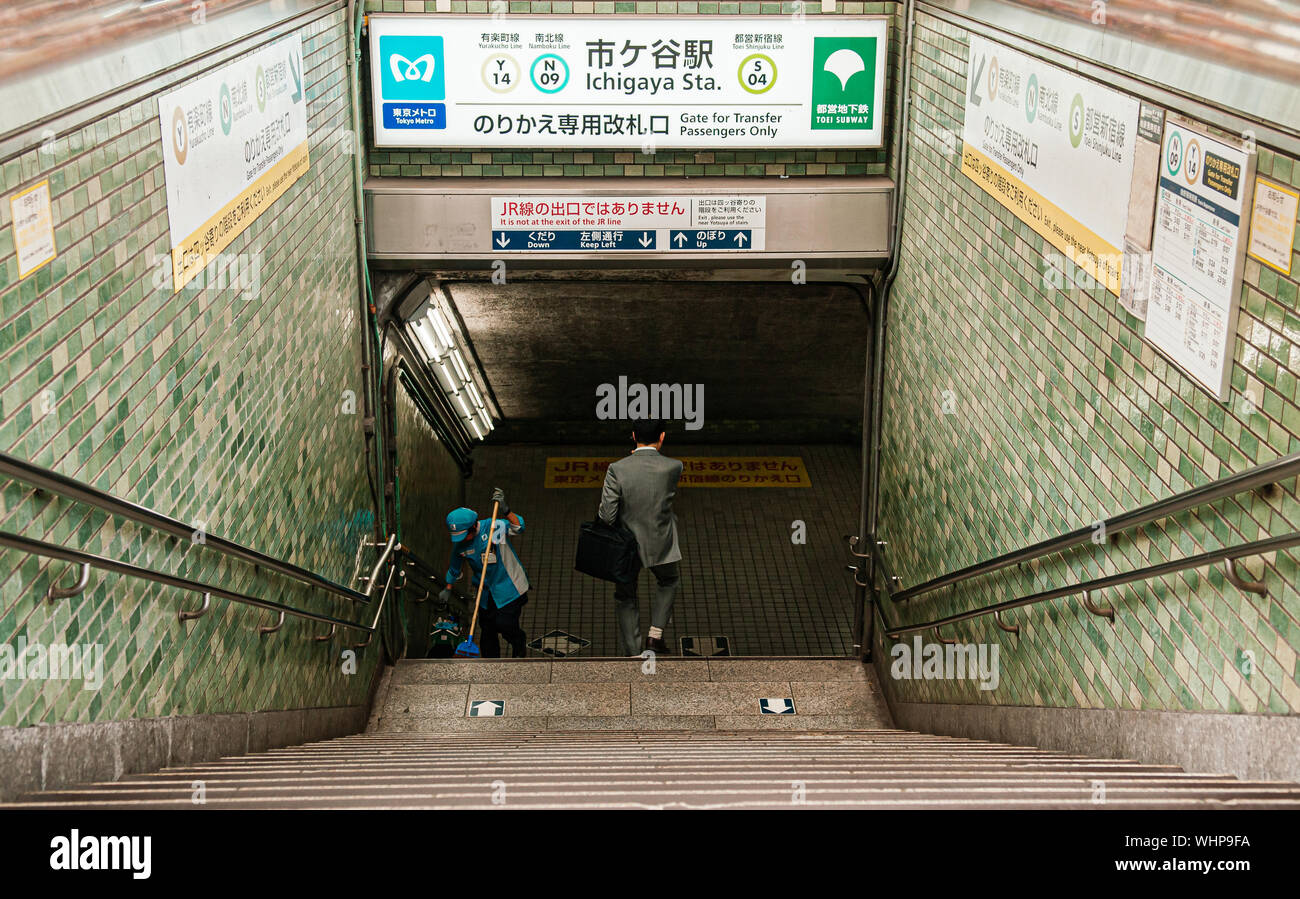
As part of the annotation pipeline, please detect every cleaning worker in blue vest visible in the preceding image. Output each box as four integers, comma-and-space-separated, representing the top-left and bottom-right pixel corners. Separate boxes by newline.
439, 487, 530, 658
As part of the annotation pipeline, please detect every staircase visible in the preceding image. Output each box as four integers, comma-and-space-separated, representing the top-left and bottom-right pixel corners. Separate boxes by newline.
8, 658, 1300, 809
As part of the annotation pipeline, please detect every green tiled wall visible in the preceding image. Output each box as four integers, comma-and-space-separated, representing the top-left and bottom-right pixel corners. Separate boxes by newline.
874, 13, 1300, 716
390, 370, 464, 654
393, 374, 464, 567
363, 1, 899, 178
0, 10, 396, 728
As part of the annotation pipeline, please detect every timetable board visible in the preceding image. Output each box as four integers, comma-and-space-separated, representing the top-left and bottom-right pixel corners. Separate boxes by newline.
1144, 121, 1255, 400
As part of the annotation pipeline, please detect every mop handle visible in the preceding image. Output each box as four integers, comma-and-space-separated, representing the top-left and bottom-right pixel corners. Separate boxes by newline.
465, 501, 500, 640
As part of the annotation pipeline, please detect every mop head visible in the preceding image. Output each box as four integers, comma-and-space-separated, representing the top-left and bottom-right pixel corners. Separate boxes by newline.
454, 637, 481, 658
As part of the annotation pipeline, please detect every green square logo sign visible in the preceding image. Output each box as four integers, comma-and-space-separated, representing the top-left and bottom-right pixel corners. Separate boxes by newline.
811, 37, 877, 130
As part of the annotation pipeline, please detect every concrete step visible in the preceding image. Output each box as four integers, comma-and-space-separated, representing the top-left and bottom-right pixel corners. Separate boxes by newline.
389, 658, 873, 684
8, 732, 1300, 809
370, 657, 893, 732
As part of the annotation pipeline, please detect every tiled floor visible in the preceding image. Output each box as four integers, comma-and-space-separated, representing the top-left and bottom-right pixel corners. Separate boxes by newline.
451, 443, 861, 657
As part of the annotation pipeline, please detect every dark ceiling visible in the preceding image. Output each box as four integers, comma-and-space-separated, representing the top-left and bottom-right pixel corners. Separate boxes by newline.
446, 279, 870, 444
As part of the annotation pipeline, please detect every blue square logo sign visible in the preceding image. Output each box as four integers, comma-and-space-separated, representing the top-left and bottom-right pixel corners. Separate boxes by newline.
380, 35, 445, 102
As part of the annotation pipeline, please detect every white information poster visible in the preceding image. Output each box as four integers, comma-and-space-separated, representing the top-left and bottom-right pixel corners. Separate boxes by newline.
158, 35, 310, 291
9, 179, 57, 279
369, 15, 888, 149
961, 36, 1140, 296
1145, 121, 1255, 400
489, 195, 766, 252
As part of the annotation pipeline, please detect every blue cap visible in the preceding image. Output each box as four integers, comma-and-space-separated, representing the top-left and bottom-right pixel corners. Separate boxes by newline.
446, 507, 478, 544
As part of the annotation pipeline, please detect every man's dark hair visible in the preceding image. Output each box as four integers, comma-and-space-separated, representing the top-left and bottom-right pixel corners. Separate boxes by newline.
632, 419, 666, 445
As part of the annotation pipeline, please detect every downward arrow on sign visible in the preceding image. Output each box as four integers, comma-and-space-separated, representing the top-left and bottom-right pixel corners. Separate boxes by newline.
496, 233, 510, 248
969, 54, 985, 106
638, 231, 653, 247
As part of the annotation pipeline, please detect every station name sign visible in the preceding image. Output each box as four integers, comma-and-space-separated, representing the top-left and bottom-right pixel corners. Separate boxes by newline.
368, 15, 888, 149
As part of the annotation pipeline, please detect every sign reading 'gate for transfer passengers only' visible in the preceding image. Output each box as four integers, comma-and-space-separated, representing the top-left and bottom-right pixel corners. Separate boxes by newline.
368, 15, 888, 149
490, 195, 766, 251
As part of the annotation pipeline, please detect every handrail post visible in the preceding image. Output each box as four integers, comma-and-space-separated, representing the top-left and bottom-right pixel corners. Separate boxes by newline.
47, 562, 91, 602
179, 592, 211, 622
1079, 590, 1115, 623
1222, 558, 1267, 595
993, 610, 1019, 635
259, 610, 285, 636
846, 563, 870, 588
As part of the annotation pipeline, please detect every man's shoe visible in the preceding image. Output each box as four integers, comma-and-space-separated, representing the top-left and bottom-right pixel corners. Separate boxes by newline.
643, 636, 670, 654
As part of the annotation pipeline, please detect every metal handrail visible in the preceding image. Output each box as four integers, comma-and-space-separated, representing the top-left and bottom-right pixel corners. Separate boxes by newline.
880, 530, 1300, 638
364, 535, 398, 595
888, 449, 1300, 603
0, 531, 372, 635
396, 545, 444, 592
0, 449, 370, 604
353, 561, 399, 649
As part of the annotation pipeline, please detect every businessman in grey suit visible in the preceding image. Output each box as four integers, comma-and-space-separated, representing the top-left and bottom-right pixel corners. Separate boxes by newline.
598, 419, 684, 655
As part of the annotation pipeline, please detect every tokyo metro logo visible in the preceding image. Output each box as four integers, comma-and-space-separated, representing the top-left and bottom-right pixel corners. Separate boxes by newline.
380, 35, 445, 101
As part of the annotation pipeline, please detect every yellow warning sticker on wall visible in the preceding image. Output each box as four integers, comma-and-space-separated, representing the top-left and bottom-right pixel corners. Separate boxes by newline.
545, 457, 811, 488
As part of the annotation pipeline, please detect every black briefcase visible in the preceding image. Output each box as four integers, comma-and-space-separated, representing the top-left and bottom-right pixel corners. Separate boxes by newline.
574, 520, 640, 585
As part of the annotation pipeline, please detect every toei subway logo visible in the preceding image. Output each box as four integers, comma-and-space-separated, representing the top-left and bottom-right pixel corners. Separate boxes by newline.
380, 35, 445, 101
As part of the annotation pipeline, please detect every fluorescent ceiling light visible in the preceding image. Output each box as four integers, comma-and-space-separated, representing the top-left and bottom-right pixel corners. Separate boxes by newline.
450, 349, 470, 381
429, 307, 454, 346
436, 361, 458, 392
411, 320, 440, 362
423, 308, 449, 353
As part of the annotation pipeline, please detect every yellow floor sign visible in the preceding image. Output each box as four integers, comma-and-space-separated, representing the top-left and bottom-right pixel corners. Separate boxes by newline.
545, 456, 811, 488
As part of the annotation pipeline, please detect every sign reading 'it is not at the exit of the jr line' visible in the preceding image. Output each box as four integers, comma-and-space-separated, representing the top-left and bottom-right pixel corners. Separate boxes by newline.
489, 194, 767, 252
368, 15, 889, 149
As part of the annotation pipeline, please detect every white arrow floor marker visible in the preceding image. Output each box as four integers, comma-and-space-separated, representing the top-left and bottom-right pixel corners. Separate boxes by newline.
469, 700, 504, 717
